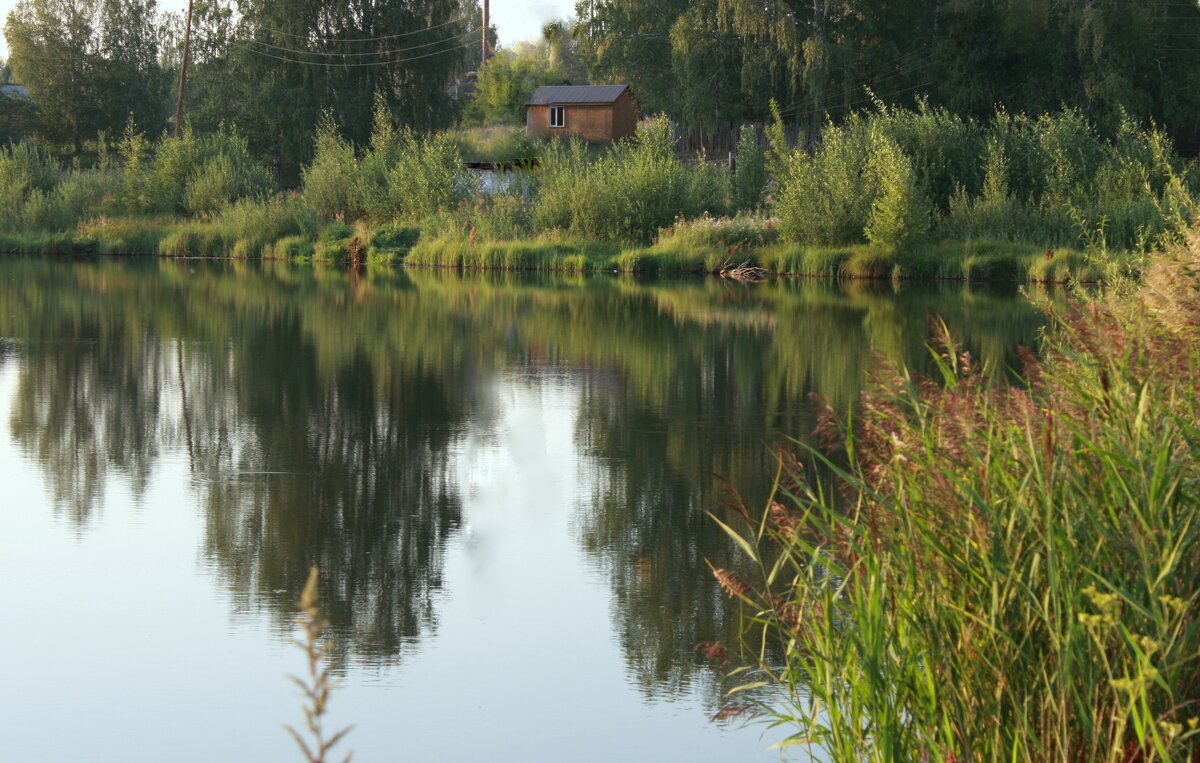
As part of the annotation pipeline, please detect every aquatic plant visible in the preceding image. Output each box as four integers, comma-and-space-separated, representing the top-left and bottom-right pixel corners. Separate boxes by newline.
713, 231, 1200, 760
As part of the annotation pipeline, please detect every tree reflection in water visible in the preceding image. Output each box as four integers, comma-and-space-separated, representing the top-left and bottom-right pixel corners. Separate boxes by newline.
0, 258, 1050, 693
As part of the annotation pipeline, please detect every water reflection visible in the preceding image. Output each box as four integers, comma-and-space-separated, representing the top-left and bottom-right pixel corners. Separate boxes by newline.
0, 258, 1049, 696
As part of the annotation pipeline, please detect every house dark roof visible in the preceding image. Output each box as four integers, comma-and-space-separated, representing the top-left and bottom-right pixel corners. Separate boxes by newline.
526, 84, 629, 106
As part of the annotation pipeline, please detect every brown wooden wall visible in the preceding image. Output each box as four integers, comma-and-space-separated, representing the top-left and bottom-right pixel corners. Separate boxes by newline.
525, 91, 638, 143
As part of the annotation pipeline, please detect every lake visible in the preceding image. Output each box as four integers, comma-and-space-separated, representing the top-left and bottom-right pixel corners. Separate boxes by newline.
0, 257, 1050, 761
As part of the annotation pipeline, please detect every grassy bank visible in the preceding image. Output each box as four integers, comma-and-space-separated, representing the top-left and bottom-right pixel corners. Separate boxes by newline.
0, 105, 1194, 282
0, 211, 1122, 283
712, 233, 1200, 759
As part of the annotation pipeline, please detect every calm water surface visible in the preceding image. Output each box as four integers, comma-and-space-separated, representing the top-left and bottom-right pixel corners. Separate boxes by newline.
0, 258, 1050, 761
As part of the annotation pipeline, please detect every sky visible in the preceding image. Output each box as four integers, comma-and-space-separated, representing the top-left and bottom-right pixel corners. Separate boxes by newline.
0, 0, 576, 58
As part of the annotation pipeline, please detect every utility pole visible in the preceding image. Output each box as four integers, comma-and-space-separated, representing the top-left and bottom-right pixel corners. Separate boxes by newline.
174, 0, 194, 138
481, 0, 490, 66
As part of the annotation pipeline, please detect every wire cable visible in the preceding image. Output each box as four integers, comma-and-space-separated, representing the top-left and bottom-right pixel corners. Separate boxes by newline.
229, 39, 474, 67
244, 13, 474, 44
241, 28, 474, 58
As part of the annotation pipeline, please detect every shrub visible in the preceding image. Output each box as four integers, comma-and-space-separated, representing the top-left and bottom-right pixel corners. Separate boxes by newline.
0, 140, 61, 229
381, 130, 474, 222
777, 105, 1196, 258
531, 116, 731, 242
863, 133, 926, 249
732, 127, 767, 211
184, 152, 272, 217
302, 104, 475, 223
302, 113, 364, 221
131, 125, 271, 216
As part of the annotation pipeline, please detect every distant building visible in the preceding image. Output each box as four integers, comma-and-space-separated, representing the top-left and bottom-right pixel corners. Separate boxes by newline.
524, 84, 637, 144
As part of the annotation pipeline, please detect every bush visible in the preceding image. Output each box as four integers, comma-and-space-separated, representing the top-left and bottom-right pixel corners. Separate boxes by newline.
0, 140, 61, 229
776, 105, 1196, 257
132, 125, 271, 216
863, 133, 926, 249
381, 130, 474, 222
184, 152, 272, 217
532, 116, 731, 242
302, 104, 475, 223
732, 127, 767, 211
301, 114, 364, 221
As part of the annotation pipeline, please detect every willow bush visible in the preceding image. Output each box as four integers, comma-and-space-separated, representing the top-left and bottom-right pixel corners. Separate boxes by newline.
303, 102, 474, 224
773, 105, 1197, 256
532, 116, 731, 243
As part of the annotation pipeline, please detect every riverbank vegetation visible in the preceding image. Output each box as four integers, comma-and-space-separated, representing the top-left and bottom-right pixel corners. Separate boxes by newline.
1, 102, 1196, 283
3, 0, 1200, 281
713, 235, 1200, 759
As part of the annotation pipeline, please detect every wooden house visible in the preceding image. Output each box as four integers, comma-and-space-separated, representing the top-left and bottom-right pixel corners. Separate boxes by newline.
524, 84, 637, 143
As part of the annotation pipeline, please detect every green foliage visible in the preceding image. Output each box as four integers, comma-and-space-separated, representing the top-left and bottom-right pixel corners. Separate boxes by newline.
303, 106, 472, 223
577, 0, 1200, 135
183, 0, 468, 183
776, 106, 1196, 254
406, 232, 618, 271
302, 115, 364, 222
218, 196, 319, 258
465, 41, 574, 126
382, 131, 472, 223
731, 128, 766, 211
184, 152, 273, 217
446, 125, 538, 163
775, 115, 879, 246
717, 244, 1200, 760
5, 0, 167, 152
0, 139, 60, 226
863, 133, 925, 249
122, 125, 272, 216
532, 116, 731, 242
657, 213, 778, 251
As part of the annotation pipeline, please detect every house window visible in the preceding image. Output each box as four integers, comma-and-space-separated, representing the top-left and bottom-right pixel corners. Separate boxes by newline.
549, 106, 565, 128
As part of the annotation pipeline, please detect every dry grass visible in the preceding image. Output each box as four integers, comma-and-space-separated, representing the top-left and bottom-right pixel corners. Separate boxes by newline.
285, 568, 354, 763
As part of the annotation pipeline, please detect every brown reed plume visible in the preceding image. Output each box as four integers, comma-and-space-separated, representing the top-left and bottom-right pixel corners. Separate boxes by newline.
285, 567, 354, 763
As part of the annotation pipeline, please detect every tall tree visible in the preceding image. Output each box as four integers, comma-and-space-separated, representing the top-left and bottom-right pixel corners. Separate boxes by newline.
5, 0, 167, 152
184, 0, 478, 183
574, 0, 689, 115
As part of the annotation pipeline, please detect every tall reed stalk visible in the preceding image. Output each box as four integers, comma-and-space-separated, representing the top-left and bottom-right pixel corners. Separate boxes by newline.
285, 567, 354, 763
713, 232, 1200, 760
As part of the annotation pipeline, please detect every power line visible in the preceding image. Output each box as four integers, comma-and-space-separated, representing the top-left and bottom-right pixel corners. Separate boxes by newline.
245, 13, 474, 44
241, 28, 474, 58
229, 39, 473, 67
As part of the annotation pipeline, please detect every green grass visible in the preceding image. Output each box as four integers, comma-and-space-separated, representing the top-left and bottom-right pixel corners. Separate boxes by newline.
712, 234, 1200, 761
0, 213, 1129, 284
405, 233, 620, 272
445, 125, 539, 164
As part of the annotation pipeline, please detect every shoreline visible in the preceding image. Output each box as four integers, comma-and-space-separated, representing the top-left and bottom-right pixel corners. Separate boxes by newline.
0, 225, 1119, 285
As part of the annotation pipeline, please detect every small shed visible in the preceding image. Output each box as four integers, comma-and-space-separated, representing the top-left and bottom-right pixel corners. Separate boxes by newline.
525, 84, 637, 143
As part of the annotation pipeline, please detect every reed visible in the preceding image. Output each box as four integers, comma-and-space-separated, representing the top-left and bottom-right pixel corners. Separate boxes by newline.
285, 567, 353, 763
406, 232, 618, 272
712, 232, 1200, 761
